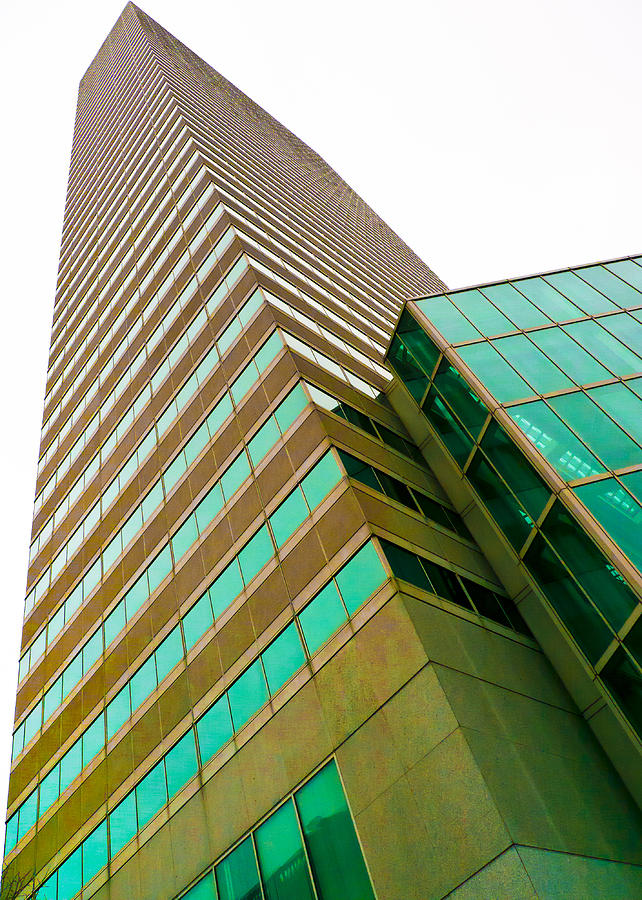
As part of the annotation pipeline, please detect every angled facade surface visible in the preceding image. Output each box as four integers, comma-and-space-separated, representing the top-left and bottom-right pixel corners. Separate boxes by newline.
4, 4, 642, 899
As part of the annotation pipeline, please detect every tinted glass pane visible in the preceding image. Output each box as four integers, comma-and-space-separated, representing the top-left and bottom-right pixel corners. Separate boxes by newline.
388, 334, 430, 401
215, 836, 262, 900
255, 800, 315, 900
39, 766, 60, 817
601, 649, 642, 737
155, 626, 184, 682
296, 761, 375, 900
125, 573, 149, 619
301, 452, 343, 509
183, 592, 214, 650
457, 342, 531, 402
524, 535, 611, 663
227, 660, 269, 731
545, 270, 618, 314
83, 820, 108, 884
575, 265, 641, 306
183, 872, 217, 900
588, 382, 642, 444
136, 760, 167, 828
57, 845, 82, 900
467, 452, 533, 549
397, 309, 441, 373
248, 417, 281, 466
422, 388, 473, 466
173, 515, 199, 561
481, 420, 550, 519
299, 583, 347, 654
528, 328, 611, 385
415, 296, 480, 343
270, 489, 308, 548
607, 259, 642, 292
563, 320, 642, 376
60, 740, 82, 793
621, 470, 642, 506
549, 393, 641, 469
335, 542, 387, 615
448, 288, 514, 336
422, 560, 472, 609
210, 560, 244, 619
82, 715, 104, 767
195, 483, 224, 533
462, 579, 513, 628
481, 282, 550, 329
17, 790, 37, 841
576, 478, 642, 572
514, 277, 581, 320
380, 540, 430, 591
106, 685, 131, 740
493, 334, 573, 394
104, 602, 126, 648
221, 452, 251, 502
599, 313, 642, 358
262, 623, 306, 695
109, 791, 137, 856
165, 731, 198, 797
130, 655, 157, 710
274, 384, 308, 433
433, 360, 488, 437
509, 401, 603, 480
197, 695, 234, 762
238, 526, 273, 584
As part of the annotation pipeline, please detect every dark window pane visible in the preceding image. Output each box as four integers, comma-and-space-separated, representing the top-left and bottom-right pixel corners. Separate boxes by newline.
461, 579, 512, 628
422, 388, 473, 466
380, 540, 430, 591
467, 451, 533, 550
422, 561, 472, 610
255, 800, 316, 900
433, 359, 488, 437
387, 334, 429, 401
481, 420, 550, 520
576, 477, 642, 573
601, 649, 642, 738
376, 470, 415, 508
215, 836, 262, 900
397, 308, 441, 374
295, 761, 375, 900
338, 451, 381, 491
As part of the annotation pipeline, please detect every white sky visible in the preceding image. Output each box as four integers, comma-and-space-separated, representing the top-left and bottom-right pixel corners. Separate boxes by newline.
0, 0, 640, 854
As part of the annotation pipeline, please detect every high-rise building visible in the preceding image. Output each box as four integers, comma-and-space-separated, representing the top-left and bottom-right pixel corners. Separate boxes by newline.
3, 4, 642, 899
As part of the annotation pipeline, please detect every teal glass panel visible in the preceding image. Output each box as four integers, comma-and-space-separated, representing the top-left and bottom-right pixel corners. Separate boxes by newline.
274, 383, 308, 433
82, 715, 104, 766
209, 560, 244, 619
493, 334, 573, 393
467, 452, 533, 549
230, 364, 257, 404
397, 308, 441, 374
481, 420, 550, 518
270, 489, 308, 548
588, 382, 642, 445
508, 401, 603, 480
432, 359, 488, 437
83, 627, 103, 671
38, 872, 57, 900
541, 503, 637, 630
301, 452, 343, 510
262, 623, 306, 694
57, 845, 82, 900
524, 535, 612, 665
528, 328, 611, 385
218, 317, 241, 355
607, 259, 642, 292
196, 695, 234, 762
255, 331, 283, 371
513, 277, 581, 320
106, 685, 131, 739
238, 526, 273, 584
387, 334, 429, 401
255, 799, 315, 900
17, 789, 37, 841
601, 648, 642, 736
195, 483, 224, 533
227, 659, 269, 730
155, 626, 184, 682
295, 761, 375, 900
59, 739, 82, 792
136, 759, 168, 827
172, 514, 199, 561
549, 392, 641, 469
23, 702, 42, 744
207, 394, 233, 436
248, 417, 280, 466
598, 312, 642, 358
104, 601, 126, 647
148, 545, 172, 594
457, 342, 531, 402
563, 320, 642, 376
622, 470, 642, 506
415, 295, 480, 343
130, 655, 157, 710
215, 836, 262, 900
481, 282, 550, 329
221, 452, 251, 502
184, 422, 210, 466
545, 270, 618, 314
39, 765, 60, 817
422, 388, 474, 466
182, 872, 217, 900
109, 791, 137, 856
448, 288, 514, 336
183, 592, 214, 650
4, 811, 18, 855
336, 542, 387, 615
299, 582, 347, 654
125, 572, 149, 619
576, 478, 642, 572
165, 731, 198, 797
44, 676, 63, 720
575, 265, 641, 307
83, 820, 108, 884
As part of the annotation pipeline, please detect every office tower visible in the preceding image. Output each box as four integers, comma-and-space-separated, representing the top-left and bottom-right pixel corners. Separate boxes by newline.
4, 2, 642, 898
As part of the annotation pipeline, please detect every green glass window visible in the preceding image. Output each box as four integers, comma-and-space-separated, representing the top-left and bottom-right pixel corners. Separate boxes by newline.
148, 545, 172, 593
210, 560, 244, 619
432, 359, 488, 437
248, 416, 280, 466
575, 265, 641, 307
422, 388, 473, 466
104, 602, 126, 647
106, 685, 131, 740
467, 451, 533, 549
130, 655, 157, 710
109, 791, 137, 856
215, 836, 262, 900
335, 542, 387, 615
230, 364, 257, 404
599, 313, 642, 358
576, 478, 642, 572
524, 534, 611, 663
563, 320, 642, 377
299, 582, 348, 654
195, 483, 224, 533
39, 766, 60, 817
601, 648, 642, 737
274, 383, 308, 432
528, 327, 611, 385
457, 342, 531, 402
183, 592, 214, 650
301, 452, 343, 509
155, 626, 184, 682
622, 470, 642, 506
508, 401, 603, 480
549, 392, 641, 469
57, 845, 82, 900
481, 420, 550, 518
255, 332, 283, 371
397, 309, 441, 373
493, 334, 573, 394
295, 761, 375, 900
207, 394, 233, 436
125, 573, 150, 619
82, 715, 104, 766
255, 800, 316, 900
449, 287, 516, 335
415, 295, 480, 343
388, 333, 430, 401
380, 540, 431, 591
182, 872, 217, 900
227, 659, 269, 731
165, 731, 198, 797
17, 790, 37, 841
197, 695, 234, 763
135, 759, 167, 828
221, 452, 251, 501
607, 259, 642, 292
238, 526, 273, 584
184, 422, 210, 467
261, 622, 306, 694
513, 277, 581, 321
83, 821, 108, 884
481, 282, 550, 329
269, 489, 308, 548
172, 515, 199, 561
59, 740, 82, 792
545, 270, 618, 314
588, 382, 642, 445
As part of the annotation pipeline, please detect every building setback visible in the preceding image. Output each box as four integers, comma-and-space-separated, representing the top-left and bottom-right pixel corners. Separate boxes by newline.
4, 3, 642, 898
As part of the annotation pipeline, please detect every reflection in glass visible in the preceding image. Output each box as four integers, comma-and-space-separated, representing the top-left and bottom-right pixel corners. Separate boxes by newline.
255, 800, 315, 900
576, 478, 642, 572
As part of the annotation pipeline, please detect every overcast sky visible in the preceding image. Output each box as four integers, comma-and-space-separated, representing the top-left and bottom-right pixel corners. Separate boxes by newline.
0, 0, 640, 853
